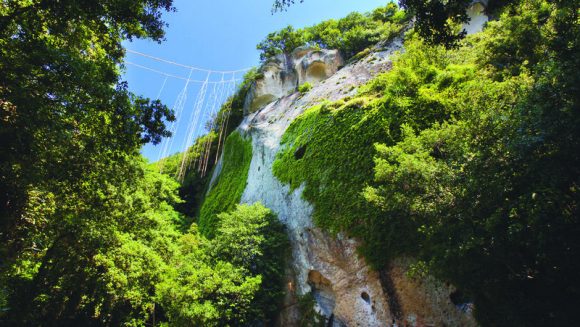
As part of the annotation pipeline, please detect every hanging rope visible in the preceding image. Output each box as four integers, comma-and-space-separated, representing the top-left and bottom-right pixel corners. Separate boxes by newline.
200, 72, 231, 176
198, 73, 226, 176
198, 80, 221, 174
125, 61, 242, 84
214, 75, 237, 165
125, 48, 250, 172
125, 50, 248, 177
177, 71, 211, 181
157, 68, 194, 173
155, 75, 169, 100
187, 72, 212, 176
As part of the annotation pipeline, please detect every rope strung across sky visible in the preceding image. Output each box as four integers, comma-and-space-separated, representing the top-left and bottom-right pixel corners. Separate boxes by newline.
126, 49, 252, 180
126, 49, 253, 74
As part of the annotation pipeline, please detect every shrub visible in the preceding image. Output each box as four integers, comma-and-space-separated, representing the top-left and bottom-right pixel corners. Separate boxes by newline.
298, 82, 313, 93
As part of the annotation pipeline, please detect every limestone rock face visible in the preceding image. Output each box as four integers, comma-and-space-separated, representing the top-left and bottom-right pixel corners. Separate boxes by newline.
243, 54, 297, 115
243, 48, 344, 115
213, 34, 482, 326
293, 47, 344, 85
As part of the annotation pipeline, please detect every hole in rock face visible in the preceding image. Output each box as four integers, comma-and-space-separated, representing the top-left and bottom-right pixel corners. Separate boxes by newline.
294, 144, 307, 160
361, 291, 371, 304
306, 62, 328, 81
307, 270, 336, 318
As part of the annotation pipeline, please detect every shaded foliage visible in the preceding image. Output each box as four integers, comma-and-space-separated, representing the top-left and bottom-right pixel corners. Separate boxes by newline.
399, 0, 472, 47
273, 0, 580, 325
0, 1, 287, 326
152, 68, 261, 224
273, 0, 512, 47
0, 0, 176, 263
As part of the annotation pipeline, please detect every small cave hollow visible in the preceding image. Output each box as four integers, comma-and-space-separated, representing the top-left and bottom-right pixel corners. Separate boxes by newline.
361, 291, 371, 304
306, 61, 328, 81
307, 270, 336, 319
250, 94, 277, 113
294, 144, 307, 160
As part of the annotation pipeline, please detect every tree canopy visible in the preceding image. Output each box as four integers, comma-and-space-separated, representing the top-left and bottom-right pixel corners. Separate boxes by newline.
259, 3, 409, 61
0, 1, 289, 325
273, 0, 512, 47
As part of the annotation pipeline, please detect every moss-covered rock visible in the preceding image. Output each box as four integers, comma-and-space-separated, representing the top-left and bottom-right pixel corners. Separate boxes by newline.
198, 131, 253, 237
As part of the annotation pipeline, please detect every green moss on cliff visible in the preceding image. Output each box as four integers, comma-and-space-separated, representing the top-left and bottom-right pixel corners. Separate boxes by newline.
199, 131, 253, 237
272, 34, 467, 262
274, 1, 580, 324
272, 98, 405, 254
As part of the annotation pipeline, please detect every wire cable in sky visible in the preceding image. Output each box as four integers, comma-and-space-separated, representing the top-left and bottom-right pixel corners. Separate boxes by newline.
126, 49, 254, 73
124, 61, 242, 83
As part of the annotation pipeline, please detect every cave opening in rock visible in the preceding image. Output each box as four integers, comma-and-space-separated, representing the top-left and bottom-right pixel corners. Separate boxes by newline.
449, 289, 468, 305
307, 270, 336, 319
306, 62, 327, 81
361, 291, 371, 304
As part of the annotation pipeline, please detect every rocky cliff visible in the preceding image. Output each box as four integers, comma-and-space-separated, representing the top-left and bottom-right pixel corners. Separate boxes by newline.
209, 4, 489, 326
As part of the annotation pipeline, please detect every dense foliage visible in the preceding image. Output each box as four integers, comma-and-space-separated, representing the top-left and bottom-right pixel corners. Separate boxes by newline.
158, 203, 288, 326
273, 0, 579, 325
198, 131, 253, 237
153, 132, 218, 221
3, 0, 578, 325
0, 158, 184, 325
0, 1, 287, 326
0, 0, 177, 253
0, 0, 178, 324
258, 3, 409, 61
272, 0, 508, 47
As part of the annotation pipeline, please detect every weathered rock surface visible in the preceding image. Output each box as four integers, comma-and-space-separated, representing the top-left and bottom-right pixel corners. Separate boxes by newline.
213, 14, 491, 325
236, 42, 398, 326
243, 48, 344, 115
243, 54, 298, 115
293, 47, 344, 85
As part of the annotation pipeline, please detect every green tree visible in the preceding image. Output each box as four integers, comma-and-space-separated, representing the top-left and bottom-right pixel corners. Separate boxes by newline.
260, 4, 409, 61
273, 0, 579, 324
0, 0, 176, 260
273, 0, 510, 47
257, 25, 305, 61
0, 0, 179, 325
159, 203, 288, 326
1, 159, 185, 325
157, 225, 262, 327
213, 203, 289, 324
365, 0, 580, 324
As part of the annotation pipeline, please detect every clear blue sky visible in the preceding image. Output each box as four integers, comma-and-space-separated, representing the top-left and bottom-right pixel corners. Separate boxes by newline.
123, 0, 388, 162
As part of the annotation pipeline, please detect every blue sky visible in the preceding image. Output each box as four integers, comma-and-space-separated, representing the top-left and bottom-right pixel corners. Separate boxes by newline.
123, 0, 388, 162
